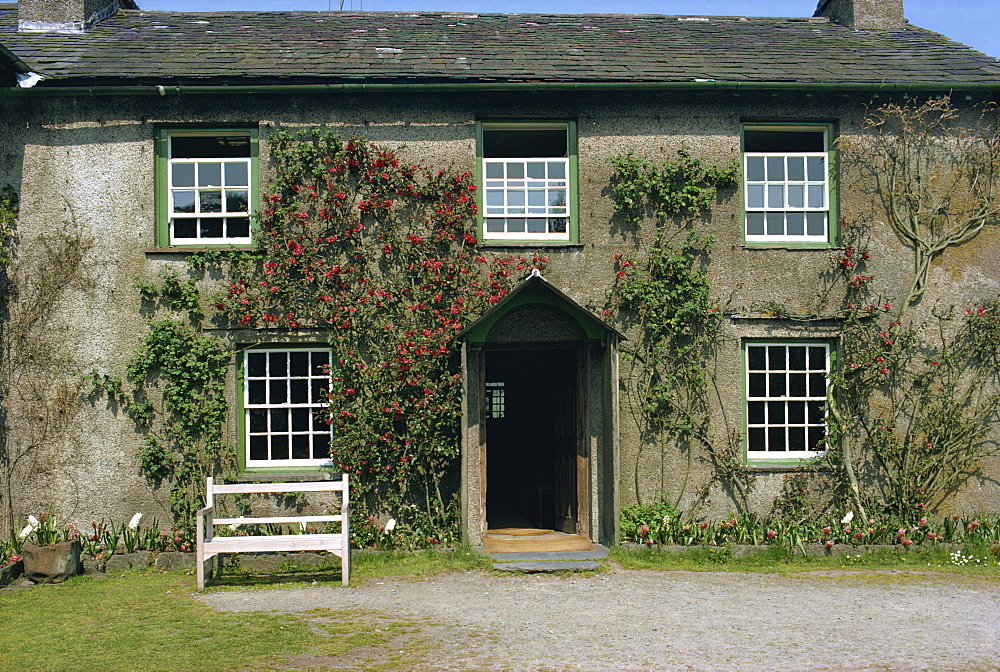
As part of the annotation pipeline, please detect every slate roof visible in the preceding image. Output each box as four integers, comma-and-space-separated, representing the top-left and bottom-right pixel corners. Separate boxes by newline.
1, 4, 998, 89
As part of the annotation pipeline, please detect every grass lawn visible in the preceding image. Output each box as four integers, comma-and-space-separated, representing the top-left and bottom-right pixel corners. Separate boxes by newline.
0, 550, 489, 672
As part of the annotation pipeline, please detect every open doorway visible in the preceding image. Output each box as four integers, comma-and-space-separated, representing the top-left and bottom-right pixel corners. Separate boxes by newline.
485, 347, 580, 532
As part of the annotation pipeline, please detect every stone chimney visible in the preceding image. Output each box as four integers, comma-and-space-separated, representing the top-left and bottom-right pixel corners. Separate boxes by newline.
814, 0, 906, 30
18, 0, 139, 33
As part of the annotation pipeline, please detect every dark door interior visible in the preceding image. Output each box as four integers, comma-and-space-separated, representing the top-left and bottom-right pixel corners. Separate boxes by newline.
485, 348, 578, 531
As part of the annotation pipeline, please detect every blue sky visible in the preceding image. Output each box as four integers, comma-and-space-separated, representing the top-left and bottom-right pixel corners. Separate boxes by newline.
137, 0, 998, 57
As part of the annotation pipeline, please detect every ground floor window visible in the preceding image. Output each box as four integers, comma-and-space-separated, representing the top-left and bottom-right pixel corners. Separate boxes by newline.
745, 341, 830, 461
242, 347, 332, 468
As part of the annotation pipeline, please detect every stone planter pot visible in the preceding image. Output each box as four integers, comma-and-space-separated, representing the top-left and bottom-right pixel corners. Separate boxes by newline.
21, 540, 82, 584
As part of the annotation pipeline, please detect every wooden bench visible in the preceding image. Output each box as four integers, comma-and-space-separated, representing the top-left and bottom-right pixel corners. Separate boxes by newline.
196, 475, 350, 590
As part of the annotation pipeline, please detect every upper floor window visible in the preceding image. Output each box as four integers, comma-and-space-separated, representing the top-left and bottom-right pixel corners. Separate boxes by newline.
743, 125, 834, 245
156, 129, 258, 247
479, 121, 577, 243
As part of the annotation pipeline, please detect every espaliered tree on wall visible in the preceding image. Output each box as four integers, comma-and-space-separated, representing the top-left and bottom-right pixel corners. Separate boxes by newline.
765, 98, 1000, 521
605, 148, 741, 509
190, 130, 538, 546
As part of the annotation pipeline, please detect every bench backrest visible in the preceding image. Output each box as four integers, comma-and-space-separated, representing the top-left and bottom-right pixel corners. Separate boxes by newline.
205, 475, 349, 529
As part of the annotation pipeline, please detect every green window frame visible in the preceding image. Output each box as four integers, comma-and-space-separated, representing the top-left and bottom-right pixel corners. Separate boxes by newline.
238, 345, 335, 473
155, 128, 259, 248
741, 123, 838, 247
476, 120, 579, 244
743, 339, 835, 465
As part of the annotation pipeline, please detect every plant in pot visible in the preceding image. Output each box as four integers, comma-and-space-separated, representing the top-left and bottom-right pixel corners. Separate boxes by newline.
19, 512, 82, 584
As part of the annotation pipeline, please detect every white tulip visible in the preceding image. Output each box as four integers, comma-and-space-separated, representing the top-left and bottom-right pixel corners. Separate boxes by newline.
128, 512, 143, 529
27, 515, 39, 527
18, 523, 34, 540
841, 511, 854, 524
384, 518, 396, 533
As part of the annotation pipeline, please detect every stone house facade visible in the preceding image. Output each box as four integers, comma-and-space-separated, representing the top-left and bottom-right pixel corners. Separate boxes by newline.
1, 0, 998, 545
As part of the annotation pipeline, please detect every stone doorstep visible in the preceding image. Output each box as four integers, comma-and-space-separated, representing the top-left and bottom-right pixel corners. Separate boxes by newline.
493, 560, 600, 573
486, 544, 610, 562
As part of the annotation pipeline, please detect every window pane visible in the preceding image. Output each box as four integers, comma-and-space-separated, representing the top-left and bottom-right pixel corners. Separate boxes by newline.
766, 156, 785, 181
200, 218, 223, 238
291, 408, 311, 431
271, 435, 289, 460
786, 212, 804, 236
527, 219, 546, 233
768, 346, 786, 369
808, 401, 826, 424
548, 161, 566, 179
748, 346, 766, 370
507, 191, 525, 207
788, 400, 806, 424
173, 191, 196, 213
808, 426, 826, 451
749, 373, 766, 397
748, 401, 765, 424
787, 156, 805, 181
291, 435, 310, 460
807, 156, 826, 181
768, 427, 786, 451
788, 347, 806, 370
172, 163, 195, 187
198, 162, 222, 187
269, 352, 287, 376
226, 190, 248, 213
746, 213, 765, 236
311, 379, 327, 403
269, 380, 286, 404
173, 219, 197, 238
311, 351, 329, 373
172, 135, 249, 159
549, 190, 566, 209
807, 213, 826, 236
808, 185, 825, 208
313, 411, 328, 432
289, 351, 309, 376
200, 191, 222, 213
767, 401, 785, 424
769, 373, 786, 397
749, 427, 766, 451
528, 189, 546, 206
270, 408, 288, 432
767, 185, 785, 208
788, 427, 806, 451
248, 352, 266, 377
249, 435, 268, 461
809, 373, 827, 397
789, 373, 807, 397
747, 185, 765, 209
249, 408, 267, 433
506, 162, 524, 179
485, 219, 504, 232
290, 379, 308, 404
526, 162, 546, 179
808, 347, 826, 369
228, 218, 250, 238
746, 156, 765, 182
549, 218, 567, 233
225, 161, 248, 186
313, 433, 330, 459
766, 213, 784, 236
787, 184, 804, 208
506, 218, 526, 233
248, 380, 265, 405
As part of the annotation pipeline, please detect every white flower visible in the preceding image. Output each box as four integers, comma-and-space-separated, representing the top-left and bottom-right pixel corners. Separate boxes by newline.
841, 511, 854, 524
128, 512, 143, 530
299, 522, 307, 532
228, 524, 238, 532
18, 523, 34, 540
384, 518, 396, 533
27, 515, 39, 527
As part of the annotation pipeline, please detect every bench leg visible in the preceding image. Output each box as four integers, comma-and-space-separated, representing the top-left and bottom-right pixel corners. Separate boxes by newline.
342, 548, 350, 588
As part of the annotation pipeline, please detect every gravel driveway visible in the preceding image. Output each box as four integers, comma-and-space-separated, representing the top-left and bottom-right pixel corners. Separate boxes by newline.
198, 567, 1000, 671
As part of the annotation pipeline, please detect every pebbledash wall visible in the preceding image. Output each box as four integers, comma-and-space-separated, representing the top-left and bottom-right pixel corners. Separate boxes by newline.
3, 89, 998, 537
